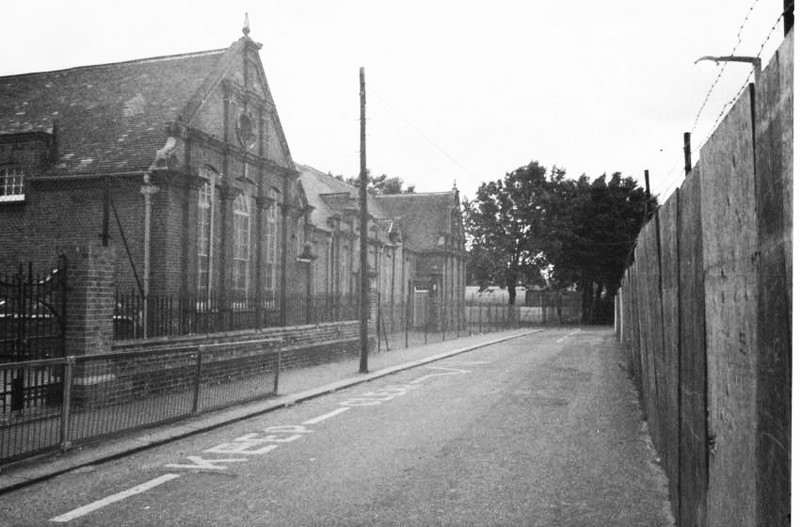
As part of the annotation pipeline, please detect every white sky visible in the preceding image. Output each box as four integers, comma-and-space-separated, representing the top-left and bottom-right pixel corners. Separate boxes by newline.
2, 1, 789, 201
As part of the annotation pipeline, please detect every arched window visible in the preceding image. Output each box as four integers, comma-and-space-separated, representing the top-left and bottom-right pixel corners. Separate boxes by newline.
264, 188, 280, 303
197, 167, 217, 295
233, 193, 251, 294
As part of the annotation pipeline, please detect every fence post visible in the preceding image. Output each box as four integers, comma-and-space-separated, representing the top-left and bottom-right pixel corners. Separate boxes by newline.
59, 356, 75, 452
377, 292, 382, 353
192, 347, 203, 414
404, 297, 409, 348
273, 349, 281, 394
441, 300, 446, 342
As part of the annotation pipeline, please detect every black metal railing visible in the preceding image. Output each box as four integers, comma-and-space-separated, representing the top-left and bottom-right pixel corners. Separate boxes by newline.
114, 291, 360, 340
0, 343, 280, 465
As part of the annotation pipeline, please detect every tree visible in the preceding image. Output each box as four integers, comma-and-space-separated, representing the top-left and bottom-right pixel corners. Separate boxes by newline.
464, 161, 655, 321
338, 172, 415, 195
463, 162, 554, 305
538, 172, 655, 322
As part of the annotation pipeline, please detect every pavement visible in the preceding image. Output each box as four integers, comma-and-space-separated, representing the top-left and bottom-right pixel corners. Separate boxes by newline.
0, 328, 540, 495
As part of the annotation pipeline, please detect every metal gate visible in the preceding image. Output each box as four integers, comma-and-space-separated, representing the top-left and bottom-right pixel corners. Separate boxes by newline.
0, 256, 67, 413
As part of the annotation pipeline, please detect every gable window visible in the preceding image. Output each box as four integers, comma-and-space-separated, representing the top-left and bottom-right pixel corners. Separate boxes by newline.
197, 167, 217, 296
233, 193, 251, 294
0, 167, 25, 203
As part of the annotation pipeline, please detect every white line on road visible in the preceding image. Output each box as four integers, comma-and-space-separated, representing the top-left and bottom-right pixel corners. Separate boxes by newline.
409, 366, 471, 384
556, 329, 582, 343
303, 407, 351, 425
49, 473, 181, 523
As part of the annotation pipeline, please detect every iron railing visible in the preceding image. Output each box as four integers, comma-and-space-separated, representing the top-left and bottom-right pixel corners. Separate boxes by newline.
114, 291, 359, 340
0, 343, 280, 465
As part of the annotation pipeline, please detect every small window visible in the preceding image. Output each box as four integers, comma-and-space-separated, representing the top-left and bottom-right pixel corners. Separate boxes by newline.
0, 167, 25, 202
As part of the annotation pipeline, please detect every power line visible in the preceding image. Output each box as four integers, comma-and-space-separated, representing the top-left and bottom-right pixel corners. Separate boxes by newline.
366, 84, 485, 185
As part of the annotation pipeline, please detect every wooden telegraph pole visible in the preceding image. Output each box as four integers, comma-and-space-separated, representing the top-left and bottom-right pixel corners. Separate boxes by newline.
358, 67, 370, 373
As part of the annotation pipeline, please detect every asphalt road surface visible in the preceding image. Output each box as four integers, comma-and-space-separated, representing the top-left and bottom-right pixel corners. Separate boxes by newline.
0, 327, 673, 526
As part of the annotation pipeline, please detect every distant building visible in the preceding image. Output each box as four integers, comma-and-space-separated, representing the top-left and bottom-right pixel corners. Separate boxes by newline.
0, 28, 465, 329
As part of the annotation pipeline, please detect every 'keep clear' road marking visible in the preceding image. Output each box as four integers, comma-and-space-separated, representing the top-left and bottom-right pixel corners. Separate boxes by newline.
50, 362, 485, 522
49, 474, 180, 523
556, 329, 582, 344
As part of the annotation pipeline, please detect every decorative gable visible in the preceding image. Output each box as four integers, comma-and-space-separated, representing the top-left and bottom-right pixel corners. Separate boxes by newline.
177, 33, 294, 172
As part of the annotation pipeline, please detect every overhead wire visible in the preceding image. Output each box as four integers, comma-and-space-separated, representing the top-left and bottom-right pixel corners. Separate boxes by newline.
366, 84, 486, 185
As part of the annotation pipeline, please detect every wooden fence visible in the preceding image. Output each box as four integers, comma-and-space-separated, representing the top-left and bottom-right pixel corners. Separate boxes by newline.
616, 30, 792, 527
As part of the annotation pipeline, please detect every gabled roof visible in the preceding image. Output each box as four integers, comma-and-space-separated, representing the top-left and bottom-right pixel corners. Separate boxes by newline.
0, 49, 226, 175
376, 191, 459, 251
296, 163, 386, 231
297, 163, 462, 252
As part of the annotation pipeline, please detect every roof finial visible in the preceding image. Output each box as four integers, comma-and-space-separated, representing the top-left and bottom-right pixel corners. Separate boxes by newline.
243, 13, 251, 36
453, 179, 458, 191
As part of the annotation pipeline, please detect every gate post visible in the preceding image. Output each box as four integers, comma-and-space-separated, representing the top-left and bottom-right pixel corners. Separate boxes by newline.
63, 243, 116, 408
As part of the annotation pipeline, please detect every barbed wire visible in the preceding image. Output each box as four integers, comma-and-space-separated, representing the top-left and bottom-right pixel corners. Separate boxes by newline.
694, 5, 788, 153
651, 2, 790, 201
689, 0, 762, 135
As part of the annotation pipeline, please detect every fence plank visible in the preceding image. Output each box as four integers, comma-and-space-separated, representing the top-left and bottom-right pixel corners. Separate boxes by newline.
754, 31, 793, 526
678, 167, 708, 527
700, 87, 758, 527
658, 190, 681, 520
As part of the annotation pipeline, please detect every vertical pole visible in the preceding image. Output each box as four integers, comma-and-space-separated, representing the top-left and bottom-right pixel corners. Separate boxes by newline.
273, 349, 281, 394
358, 67, 370, 374
785, 0, 794, 35
101, 176, 110, 247
683, 132, 692, 176
192, 348, 203, 413
376, 291, 382, 354
404, 295, 409, 348
141, 175, 158, 340
60, 357, 74, 452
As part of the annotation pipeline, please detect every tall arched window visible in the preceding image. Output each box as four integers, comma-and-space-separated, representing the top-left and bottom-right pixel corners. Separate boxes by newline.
233, 193, 251, 294
197, 167, 217, 296
264, 188, 280, 304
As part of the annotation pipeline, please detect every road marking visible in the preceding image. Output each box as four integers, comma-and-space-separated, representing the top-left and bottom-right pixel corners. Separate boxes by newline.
446, 360, 491, 365
164, 456, 248, 471
204, 443, 279, 455
556, 329, 582, 343
409, 366, 471, 384
49, 474, 180, 523
303, 407, 350, 425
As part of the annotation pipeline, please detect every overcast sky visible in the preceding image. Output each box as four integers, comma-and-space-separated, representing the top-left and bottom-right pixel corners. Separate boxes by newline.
2, 1, 788, 201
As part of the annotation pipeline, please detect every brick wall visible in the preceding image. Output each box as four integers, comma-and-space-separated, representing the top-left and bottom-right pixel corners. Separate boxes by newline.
64, 243, 116, 357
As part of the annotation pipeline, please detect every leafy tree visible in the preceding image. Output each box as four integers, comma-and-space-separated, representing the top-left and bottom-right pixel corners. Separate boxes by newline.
539, 172, 655, 322
336, 172, 415, 195
464, 161, 654, 322
463, 162, 554, 305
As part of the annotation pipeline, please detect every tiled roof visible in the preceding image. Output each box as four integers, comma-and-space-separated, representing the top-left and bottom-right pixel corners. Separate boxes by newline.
0, 50, 226, 175
296, 164, 387, 231
297, 163, 459, 252
375, 192, 457, 251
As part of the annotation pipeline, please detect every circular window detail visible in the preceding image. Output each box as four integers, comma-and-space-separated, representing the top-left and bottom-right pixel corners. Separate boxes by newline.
237, 112, 258, 150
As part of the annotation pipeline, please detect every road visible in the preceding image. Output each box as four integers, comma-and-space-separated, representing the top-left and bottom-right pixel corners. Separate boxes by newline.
0, 328, 673, 526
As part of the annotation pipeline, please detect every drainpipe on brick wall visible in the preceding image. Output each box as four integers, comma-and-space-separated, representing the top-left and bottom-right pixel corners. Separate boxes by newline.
140, 173, 159, 339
